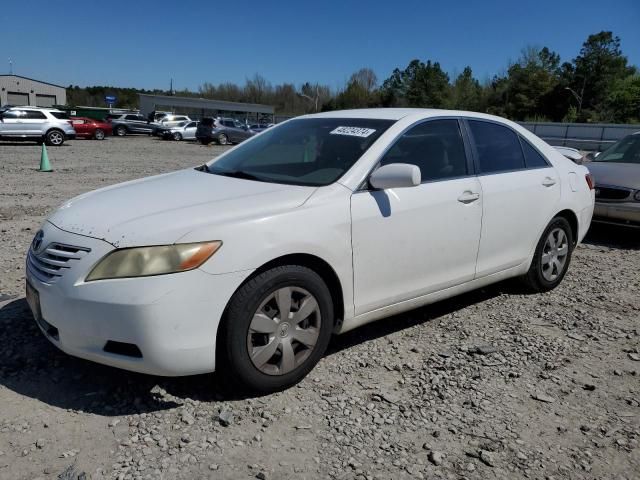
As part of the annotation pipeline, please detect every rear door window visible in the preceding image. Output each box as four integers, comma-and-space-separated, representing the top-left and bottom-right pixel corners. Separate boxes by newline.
468, 120, 526, 174
25, 111, 47, 119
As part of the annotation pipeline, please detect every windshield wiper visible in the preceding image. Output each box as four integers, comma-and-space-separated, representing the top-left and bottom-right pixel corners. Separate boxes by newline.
210, 169, 266, 182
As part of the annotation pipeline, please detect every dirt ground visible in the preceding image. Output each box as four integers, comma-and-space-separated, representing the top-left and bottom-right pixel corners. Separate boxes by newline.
0, 136, 638, 480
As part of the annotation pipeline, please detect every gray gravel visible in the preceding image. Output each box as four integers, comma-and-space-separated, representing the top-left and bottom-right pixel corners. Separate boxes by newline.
0, 136, 639, 479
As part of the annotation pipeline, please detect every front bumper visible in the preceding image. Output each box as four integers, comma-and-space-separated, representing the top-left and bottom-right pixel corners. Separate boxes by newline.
593, 202, 640, 227
26, 222, 253, 376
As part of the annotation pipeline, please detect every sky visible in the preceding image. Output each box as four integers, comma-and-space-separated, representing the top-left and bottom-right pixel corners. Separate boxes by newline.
1, 0, 638, 92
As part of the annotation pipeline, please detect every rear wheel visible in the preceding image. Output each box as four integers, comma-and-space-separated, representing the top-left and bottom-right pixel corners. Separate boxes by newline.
45, 130, 65, 146
94, 129, 105, 140
217, 133, 229, 145
522, 217, 573, 292
218, 265, 333, 393
115, 126, 127, 137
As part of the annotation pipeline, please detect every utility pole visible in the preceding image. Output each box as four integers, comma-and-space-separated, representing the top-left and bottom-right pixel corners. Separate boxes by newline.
297, 84, 320, 112
8, 58, 13, 75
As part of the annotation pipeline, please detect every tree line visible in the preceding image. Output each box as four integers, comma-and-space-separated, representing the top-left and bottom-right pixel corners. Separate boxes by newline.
67, 31, 639, 124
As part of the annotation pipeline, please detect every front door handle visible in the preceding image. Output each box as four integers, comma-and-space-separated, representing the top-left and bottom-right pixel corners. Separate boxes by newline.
458, 191, 480, 204
542, 177, 557, 187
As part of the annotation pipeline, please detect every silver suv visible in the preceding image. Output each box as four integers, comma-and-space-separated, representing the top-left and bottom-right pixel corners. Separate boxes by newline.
0, 107, 76, 146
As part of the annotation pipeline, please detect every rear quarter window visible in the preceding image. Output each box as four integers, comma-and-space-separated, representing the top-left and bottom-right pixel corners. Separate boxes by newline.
50, 111, 70, 120
519, 137, 550, 168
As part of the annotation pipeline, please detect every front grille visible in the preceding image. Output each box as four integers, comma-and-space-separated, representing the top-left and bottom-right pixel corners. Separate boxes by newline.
594, 185, 633, 201
27, 243, 91, 284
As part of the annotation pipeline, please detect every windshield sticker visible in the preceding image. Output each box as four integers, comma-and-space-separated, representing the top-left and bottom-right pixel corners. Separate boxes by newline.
330, 126, 376, 138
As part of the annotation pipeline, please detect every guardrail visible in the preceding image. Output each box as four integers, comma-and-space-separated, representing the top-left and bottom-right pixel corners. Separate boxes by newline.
520, 121, 639, 151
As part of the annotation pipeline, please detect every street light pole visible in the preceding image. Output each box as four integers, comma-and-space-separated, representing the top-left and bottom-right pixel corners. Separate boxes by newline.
565, 86, 583, 114
297, 85, 320, 112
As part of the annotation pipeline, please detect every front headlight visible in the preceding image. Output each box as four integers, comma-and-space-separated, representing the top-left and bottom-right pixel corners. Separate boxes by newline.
86, 241, 222, 281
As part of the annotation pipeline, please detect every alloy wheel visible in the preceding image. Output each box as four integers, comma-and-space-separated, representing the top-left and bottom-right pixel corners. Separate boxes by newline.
541, 227, 569, 282
48, 131, 63, 145
247, 287, 321, 376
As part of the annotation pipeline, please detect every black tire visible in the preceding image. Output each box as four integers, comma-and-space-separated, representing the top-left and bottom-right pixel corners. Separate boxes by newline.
45, 129, 65, 146
218, 265, 334, 393
172, 132, 182, 141
94, 129, 105, 140
115, 126, 127, 137
217, 133, 228, 145
522, 217, 574, 292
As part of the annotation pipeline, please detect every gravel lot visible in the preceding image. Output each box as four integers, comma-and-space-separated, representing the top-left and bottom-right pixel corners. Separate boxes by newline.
0, 136, 639, 480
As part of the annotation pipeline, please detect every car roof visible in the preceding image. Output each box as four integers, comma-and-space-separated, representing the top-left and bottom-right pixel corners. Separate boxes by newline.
8, 106, 64, 112
303, 108, 519, 123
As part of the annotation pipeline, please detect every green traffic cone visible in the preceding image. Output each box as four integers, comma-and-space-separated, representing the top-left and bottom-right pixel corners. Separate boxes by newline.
39, 144, 52, 172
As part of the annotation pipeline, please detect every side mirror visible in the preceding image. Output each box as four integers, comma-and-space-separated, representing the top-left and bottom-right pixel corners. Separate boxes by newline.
583, 152, 597, 163
369, 163, 421, 190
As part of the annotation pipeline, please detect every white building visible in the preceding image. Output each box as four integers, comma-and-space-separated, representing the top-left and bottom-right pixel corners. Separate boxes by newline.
0, 75, 66, 107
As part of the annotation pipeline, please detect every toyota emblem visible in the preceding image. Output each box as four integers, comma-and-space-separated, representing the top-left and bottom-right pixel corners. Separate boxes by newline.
31, 230, 44, 253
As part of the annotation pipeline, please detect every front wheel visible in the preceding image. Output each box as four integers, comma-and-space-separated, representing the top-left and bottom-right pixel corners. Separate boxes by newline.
217, 133, 229, 145
218, 265, 334, 393
522, 217, 573, 292
94, 129, 105, 140
172, 132, 182, 141
115, 126, 127, 137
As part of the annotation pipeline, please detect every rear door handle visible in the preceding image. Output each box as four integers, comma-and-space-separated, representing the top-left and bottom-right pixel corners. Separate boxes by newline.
542, 177, 557, 187
458, 191, 480, 204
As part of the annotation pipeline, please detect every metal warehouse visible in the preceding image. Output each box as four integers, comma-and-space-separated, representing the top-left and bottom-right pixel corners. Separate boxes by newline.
138, 93, 275, 122
0, 75, 67, 107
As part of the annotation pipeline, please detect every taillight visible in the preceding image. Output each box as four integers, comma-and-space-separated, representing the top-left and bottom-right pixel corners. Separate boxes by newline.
585, 173, 595, 190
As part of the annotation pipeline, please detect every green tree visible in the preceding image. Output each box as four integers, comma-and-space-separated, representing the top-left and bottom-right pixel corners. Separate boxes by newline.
450, 66, 483, 111
380, 59, 450, 108
569, 31, 636, 121
602, 74, 640, 123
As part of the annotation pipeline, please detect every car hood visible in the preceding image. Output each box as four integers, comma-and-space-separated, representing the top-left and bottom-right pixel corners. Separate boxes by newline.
48, 168, 316, 247
586, 162, 640, 190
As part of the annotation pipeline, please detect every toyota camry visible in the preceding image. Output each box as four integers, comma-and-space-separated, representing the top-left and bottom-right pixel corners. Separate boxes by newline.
25, 109, 595, 393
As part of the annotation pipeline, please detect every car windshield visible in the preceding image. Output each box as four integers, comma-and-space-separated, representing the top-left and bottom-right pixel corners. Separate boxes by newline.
204, 118, 395, 186
594, 134, 640, 164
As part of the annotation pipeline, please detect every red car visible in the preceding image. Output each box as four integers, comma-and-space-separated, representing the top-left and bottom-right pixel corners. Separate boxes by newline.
70, 117, 112, 140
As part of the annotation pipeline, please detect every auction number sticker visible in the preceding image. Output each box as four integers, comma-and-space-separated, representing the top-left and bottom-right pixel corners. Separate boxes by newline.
330, 126, 376, 138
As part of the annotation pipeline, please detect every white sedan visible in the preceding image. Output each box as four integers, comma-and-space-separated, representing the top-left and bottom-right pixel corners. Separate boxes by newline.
25, 109, 595, 392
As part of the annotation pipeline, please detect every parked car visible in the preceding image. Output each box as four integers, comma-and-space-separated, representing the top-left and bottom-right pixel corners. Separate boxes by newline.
151, 115, 192, 136
110, 113, 154, 136
249, 123, 273, 133
553, 146, 584, 163
0, 106, 76, 146
25, 109, 594, 393
585, 132, 640, 227
160, 121, 199, 141
196, 117, 255, 145
70, 117, 112, 140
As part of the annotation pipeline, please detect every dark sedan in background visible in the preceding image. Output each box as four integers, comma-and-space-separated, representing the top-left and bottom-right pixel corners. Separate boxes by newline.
196, 117, 256, 145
